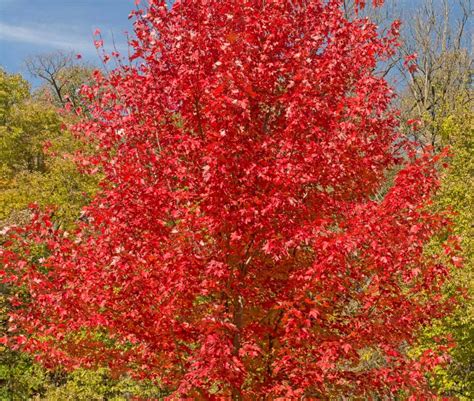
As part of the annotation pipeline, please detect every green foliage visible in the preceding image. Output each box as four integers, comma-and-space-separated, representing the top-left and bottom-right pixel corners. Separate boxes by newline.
420, 106, 474, 399
0, 100, 57, 174
0, 68, 97, 227
39, 369, 165, 401
0, 70, 29, 125
0, 350, 164, 401
433, 110, 473, 399
0, 350, 47, 401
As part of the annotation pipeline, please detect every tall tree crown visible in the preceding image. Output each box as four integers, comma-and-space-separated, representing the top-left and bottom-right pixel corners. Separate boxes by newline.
1, 1, 458, 399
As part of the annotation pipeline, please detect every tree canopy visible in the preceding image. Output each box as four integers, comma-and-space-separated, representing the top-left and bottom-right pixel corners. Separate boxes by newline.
1, 1, 463, 399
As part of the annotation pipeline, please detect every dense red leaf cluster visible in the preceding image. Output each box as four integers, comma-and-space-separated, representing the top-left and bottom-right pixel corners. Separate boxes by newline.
1, 0, 459, 399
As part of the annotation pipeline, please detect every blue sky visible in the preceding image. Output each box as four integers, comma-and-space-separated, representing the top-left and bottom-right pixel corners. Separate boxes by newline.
0, 0, 141, 77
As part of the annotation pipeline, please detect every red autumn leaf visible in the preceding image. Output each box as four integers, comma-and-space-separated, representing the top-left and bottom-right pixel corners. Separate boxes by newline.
0, 0, 456, 399
244, 84, 257, 98
404, 53, 419, 73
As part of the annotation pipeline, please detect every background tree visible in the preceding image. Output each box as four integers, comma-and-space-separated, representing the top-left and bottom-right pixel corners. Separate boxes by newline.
407, 50, 473, 401
386, 1, 473, 398
426, 102, 473, 400
0, 68, 97, 226
1, 0, 460, 399
397, 0, 472, 148
0, 70, 30, 125
25, 50, 95, 110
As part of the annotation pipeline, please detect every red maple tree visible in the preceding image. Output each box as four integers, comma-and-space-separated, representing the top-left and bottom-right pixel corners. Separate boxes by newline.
1, 0, 459, 399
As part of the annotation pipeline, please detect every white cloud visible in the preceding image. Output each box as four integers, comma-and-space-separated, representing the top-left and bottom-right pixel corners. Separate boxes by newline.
0, 22, 127, 55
